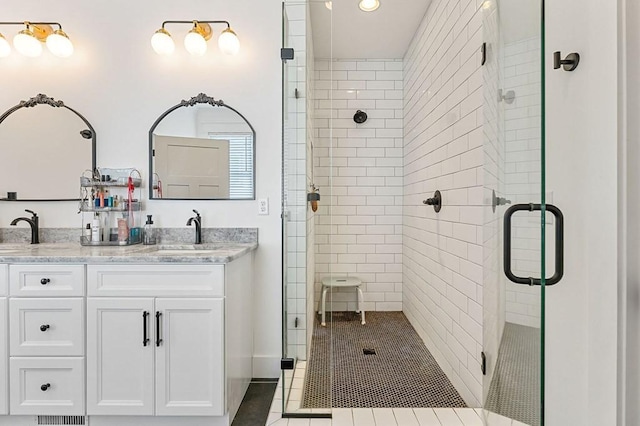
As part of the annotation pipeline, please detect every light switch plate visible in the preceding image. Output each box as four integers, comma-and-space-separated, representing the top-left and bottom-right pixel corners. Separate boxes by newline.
258, 198, 269, 215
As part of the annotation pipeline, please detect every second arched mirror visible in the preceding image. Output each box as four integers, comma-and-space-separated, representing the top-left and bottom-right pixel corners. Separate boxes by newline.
149, 93, 255, 200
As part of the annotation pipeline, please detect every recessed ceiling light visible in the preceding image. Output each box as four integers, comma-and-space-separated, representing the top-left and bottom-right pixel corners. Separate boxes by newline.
359, 0, 380, 12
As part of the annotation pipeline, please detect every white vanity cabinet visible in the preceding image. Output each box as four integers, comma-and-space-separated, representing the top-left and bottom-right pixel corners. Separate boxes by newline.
7, 264, 86, 416
87, 297, 224, 416
86, 254, 253, 425
0, 264, 8, 416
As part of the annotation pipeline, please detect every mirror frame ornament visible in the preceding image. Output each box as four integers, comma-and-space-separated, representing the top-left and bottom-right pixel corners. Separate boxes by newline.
148, 93, 256, 200
0, 93, 97, 202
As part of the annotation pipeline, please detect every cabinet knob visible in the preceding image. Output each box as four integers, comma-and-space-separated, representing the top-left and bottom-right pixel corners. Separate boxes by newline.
40, 324, 50, 332
40, 383, 51, 392
40, 278, 50, 285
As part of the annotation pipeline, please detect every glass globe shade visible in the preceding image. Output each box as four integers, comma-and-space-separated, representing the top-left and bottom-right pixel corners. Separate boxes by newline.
184, 29, 207, 56
218, 28, 240, 56
0, 34, 11, 57
359, 0, 380, 12
151, 28, 175, 55
46, 30, 74, 58
13, 29, 42, 57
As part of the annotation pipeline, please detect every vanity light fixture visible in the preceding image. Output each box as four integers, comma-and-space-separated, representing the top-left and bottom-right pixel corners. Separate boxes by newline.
151, 20, 240, 56
0, 21, 74, 58
0, 33, 12, 57
359, 0, 380, 12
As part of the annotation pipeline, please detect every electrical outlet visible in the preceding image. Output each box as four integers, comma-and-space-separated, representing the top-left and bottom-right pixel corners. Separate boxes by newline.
258, 198, 269, 215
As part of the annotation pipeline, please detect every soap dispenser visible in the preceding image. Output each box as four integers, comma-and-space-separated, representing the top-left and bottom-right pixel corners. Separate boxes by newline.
143, 215, 157, 245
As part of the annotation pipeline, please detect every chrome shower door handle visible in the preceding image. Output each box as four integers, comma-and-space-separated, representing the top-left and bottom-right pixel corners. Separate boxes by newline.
504, 203, 564, 286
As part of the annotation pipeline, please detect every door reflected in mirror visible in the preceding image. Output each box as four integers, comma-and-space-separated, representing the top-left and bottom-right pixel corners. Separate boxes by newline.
0, 94, 96, 201
149, 94, 255, 200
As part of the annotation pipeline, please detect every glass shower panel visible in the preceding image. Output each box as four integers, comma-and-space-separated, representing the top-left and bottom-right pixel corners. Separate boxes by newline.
281, 0, 333, 414
482, 1, 544, 425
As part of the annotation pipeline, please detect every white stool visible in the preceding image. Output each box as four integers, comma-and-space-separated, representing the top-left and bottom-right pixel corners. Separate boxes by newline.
319, 276, 365, 326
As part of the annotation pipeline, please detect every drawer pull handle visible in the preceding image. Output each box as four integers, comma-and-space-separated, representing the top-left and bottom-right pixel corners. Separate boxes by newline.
155, 311, 163, 347
40, 278, 50, 285
142, 311, 149, 347
40, 383, 51, 391
40, 324, 50, 332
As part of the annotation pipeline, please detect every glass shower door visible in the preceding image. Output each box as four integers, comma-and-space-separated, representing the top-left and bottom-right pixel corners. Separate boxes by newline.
482, 1, 561, 425
281, 0, 333, 415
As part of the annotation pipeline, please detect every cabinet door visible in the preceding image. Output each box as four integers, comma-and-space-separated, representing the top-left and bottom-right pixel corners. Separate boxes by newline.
87, 298, 154, 415
0, 298, 7, 415
155, 298, 224, 416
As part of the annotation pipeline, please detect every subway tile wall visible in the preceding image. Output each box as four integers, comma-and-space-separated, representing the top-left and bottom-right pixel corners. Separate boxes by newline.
503, 37, 542, 328
284, 1, 311, 361
313, 58, 404, 312
403, 0, 484, 406
481, 0, 505, 402
305, 3, 316, 359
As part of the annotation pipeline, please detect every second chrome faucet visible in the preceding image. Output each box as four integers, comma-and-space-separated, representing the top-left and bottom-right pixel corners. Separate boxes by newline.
186, 209, 202, 244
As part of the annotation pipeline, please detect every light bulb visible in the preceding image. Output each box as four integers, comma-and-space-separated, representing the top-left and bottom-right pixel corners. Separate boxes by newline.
46, 29, 74, 58
0, 33, 11, 57
184, 28, 207, 56
151, 28, 175, 55
325, 1, 332, 10
359, 0, 380, 12
13, 29, 42, 57
218, 28, 240, 56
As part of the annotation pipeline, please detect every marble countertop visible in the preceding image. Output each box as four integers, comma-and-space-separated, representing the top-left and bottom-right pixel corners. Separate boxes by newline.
0, 242, 258, 264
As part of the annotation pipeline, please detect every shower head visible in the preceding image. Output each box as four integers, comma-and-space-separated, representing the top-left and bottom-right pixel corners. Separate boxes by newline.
353, 110, 368, 124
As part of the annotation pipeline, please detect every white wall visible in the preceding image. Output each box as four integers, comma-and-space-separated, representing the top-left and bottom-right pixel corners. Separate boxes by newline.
0, 0, 283, 378
403, 0, 484, 406
314, 58, 404, 312
546, 0, 619, 424
622, 0, 639, 424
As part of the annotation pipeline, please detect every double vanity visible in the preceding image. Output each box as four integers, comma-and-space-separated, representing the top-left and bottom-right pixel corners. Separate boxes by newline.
0, 240, 257, 426
0, 91, 261, 425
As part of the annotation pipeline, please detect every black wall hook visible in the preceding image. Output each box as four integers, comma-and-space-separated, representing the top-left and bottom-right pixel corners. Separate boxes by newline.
554, 51, 580, 71
423, 190, 442, 213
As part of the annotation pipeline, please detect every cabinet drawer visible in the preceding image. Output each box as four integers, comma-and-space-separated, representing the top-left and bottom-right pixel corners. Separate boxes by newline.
10, 265, 85, 297
10, 357, 85, 415
10, 298, 84, 356
0, 264, 7, 296
87, 264, 225, 297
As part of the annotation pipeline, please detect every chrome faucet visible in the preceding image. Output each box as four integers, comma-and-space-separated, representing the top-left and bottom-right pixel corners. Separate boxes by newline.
186, 209, 202, 244
10, 209, 39, 244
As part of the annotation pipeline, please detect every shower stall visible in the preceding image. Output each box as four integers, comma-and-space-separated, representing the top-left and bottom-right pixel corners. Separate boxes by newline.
281, 0, 556, 424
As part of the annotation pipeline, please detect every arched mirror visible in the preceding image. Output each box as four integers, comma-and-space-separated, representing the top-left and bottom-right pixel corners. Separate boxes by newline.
0, 94, 96, 201
149, 93, 255, 200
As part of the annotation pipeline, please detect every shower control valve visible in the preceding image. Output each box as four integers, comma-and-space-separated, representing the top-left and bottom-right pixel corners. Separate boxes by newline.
423, 190, 442, 213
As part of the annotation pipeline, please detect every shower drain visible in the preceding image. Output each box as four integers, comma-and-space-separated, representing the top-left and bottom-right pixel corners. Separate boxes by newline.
363, 348, 376, 355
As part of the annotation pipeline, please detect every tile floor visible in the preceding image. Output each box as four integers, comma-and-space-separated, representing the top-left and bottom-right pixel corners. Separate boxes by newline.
268, 371, 530, 426
302, 312, 466, 408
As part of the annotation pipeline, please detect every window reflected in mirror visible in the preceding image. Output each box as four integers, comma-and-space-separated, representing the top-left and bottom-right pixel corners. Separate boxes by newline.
149, 95, 255, 200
